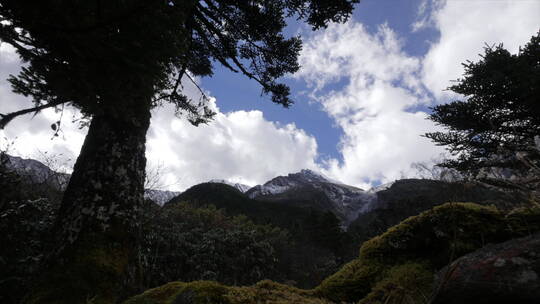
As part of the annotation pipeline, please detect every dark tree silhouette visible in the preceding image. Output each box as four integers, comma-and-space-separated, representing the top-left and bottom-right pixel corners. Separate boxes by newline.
425, 33, 540, 190
0, 0, 359, 303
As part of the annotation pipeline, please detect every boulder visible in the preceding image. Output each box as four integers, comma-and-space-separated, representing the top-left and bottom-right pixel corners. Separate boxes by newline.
316, 202, 540, 303
432, 233, 540, 304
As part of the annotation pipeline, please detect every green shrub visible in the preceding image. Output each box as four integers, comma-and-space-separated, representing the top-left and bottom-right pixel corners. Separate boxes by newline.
140, 203, 291, 289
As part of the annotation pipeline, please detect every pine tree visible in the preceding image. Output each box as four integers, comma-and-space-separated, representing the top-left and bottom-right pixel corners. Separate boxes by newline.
425, 33, 540, 190
0, 1, 359, 303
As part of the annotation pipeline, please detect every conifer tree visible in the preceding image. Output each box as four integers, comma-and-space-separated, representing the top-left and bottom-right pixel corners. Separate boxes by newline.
425, 33, 540, 189
0, 1, 359, 302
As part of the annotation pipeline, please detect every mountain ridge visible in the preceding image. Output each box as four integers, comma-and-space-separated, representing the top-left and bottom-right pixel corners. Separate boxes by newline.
208, 179, 251, 193
246, 169, 377, 225
3, 154, 181, 205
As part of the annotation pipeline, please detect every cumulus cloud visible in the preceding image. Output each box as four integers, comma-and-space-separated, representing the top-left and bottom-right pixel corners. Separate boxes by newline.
294, 0, 539, 189
146, 100, 318, 190
0, 44, 86, 170
296, 22, 443, 189
2, 0, 538, 191
0, 44, 318, 190
421, 0, 540, 100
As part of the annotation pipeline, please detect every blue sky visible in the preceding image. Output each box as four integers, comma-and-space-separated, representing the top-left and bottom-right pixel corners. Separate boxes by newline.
202, 0, 439, 163
1, 0, 539, 190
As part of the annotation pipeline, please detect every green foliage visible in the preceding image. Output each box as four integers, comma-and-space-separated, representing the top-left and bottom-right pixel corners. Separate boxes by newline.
0, 153, 64, 303
0, 0, 359, 125
226, 280, 328, 304
22, 233, 131, 304
166, 183, 354, 287
358, 263, 433, 304
1, 3, 361, 302
0, 178, 348, 302
0, 193, 290, 303
123, 280, 330, 304
5, 167, 540, 304
167, 183, 321, 230
316, 202, 540, 303
314, 257, 378, 302
0, 198, 57, 304
425, 32, 540, 185
140, 202, 291, 288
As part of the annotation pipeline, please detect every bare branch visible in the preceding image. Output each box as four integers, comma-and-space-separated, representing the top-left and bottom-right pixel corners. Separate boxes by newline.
0, 100, 64, 129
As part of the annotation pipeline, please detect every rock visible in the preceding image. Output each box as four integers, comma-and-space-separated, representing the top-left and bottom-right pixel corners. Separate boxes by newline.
316, 202, 540, 303
432, 232, 540, 304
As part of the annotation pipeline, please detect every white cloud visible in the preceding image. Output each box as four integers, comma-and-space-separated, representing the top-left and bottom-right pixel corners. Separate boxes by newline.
296, 22, 444, 189
2, 0, 538, 192
294, 0, 539, 189
421, 0, 540, 100
411, 0, 444, 33
0, 46, 318, 191
146, 100, 318, 190
0, 44, 86, 169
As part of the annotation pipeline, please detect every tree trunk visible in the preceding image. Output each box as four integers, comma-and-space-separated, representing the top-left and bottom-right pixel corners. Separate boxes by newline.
25, 102, 151, 304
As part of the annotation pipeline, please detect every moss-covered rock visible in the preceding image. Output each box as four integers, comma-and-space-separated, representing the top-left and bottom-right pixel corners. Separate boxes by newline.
358, 262, 433, 304
226, 280, 329, 304
431, 232, 540, 304
123, 280, 330, 304
315, 202, 540, 303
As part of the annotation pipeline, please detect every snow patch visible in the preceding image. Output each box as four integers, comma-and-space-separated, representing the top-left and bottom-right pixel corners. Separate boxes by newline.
208, 179, 251, 193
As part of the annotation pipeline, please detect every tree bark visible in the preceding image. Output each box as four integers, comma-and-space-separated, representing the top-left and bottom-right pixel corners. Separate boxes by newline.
25, 102, 151, 303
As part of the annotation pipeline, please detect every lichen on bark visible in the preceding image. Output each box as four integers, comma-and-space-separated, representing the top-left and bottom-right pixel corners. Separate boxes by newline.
25, 101, 152, 304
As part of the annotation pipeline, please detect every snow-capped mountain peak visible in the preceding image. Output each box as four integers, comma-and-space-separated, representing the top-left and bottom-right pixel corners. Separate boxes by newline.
247, 169, 349, 197
296, 169, 331, 183
296, 169, 346, 185
246, 169, 377, 225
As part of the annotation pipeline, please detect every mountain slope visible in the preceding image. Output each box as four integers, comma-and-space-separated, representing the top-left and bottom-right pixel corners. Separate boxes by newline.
166, 182, 355, 287
144, 189, 180, 205
208, 179, 251, 192
4, 154, 180, 205
167, 182, 332, 230
5, 154, 70, 190
246, 169, 376, 225
348, 178, 529, 244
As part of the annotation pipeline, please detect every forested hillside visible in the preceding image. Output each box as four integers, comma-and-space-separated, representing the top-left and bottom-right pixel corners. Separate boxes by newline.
2, 150, 539, 303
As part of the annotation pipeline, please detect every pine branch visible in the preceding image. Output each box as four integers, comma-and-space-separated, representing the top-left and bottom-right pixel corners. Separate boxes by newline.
0, 100, 64, 129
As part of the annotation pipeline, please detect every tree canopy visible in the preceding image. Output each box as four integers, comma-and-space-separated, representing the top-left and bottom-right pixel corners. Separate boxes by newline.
0, 1, 361, 303
425, 32, 540, 188
0, 0, 358, 127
